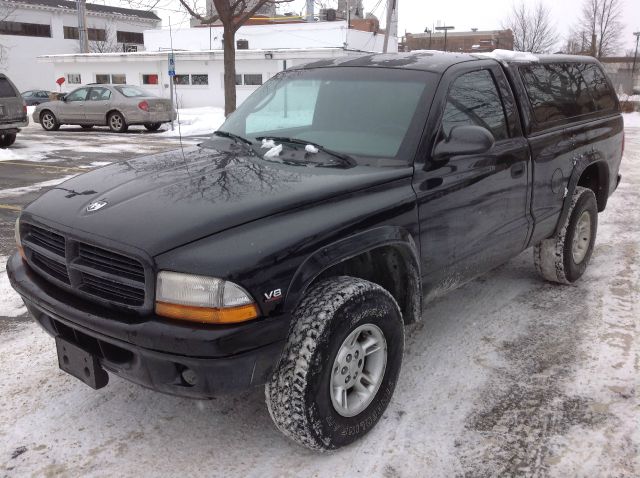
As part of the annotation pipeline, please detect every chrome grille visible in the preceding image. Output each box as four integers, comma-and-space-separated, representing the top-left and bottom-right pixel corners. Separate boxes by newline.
22, 223, 147, 309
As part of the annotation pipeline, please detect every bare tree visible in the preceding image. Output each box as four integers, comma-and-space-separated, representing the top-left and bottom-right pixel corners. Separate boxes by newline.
570, 0, 624, 58
502, 1, 559, 53
0, 2, 17, 66
165, 0, 294, 116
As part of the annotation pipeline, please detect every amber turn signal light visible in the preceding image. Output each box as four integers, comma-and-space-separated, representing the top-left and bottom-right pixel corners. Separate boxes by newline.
155, 301, 259, 324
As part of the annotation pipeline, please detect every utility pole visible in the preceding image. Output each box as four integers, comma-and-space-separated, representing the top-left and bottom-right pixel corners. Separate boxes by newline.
382, 0, 396, 53
306, 0, 314, 22
435, 25, 454, 52
632, 32, 640, 80
77, 0, 88, 53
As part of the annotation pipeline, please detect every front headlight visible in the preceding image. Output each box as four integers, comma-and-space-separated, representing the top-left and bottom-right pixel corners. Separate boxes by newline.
15, 216, 25, 260
155, 271, 259, 324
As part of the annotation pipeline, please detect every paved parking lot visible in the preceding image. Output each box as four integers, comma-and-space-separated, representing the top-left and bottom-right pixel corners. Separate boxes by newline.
0, 119, 638, 477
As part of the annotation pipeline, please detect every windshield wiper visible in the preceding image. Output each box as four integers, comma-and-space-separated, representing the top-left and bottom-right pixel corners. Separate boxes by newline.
256, 136, 356, 167
213, 130, 255, 147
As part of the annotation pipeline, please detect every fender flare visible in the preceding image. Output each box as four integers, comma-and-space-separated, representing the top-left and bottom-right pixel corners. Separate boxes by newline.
284, 226, 422, 323
554, 157, 609, 235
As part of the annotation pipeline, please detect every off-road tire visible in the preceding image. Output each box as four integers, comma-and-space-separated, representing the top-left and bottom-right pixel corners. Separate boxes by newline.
40, 111, 60, 131
144, 122, 162, 131
534, 186, 598, 284
80, 125, 94, 130
0, 133, 16, 147
265, 276, 404, 451
108, 112, 128, 133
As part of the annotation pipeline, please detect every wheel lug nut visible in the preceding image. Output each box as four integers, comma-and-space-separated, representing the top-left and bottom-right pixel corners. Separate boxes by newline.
345, 376, 350, 383
346, 354, 352, 363
354, 350, 359, 358
341, 366, 348, 375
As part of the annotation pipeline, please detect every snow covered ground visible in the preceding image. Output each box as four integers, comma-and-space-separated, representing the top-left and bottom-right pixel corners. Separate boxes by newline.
0, 116, 638, 476
160, 107, 226, 137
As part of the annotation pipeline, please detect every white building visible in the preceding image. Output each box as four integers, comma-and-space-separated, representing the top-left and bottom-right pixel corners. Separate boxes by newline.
0, 0, 161, 91
39, 21, 398, 109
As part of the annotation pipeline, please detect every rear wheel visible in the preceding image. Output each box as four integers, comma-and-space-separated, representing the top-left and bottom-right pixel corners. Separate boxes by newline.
0, 133, 16, 148
40, 111, 60, 131
108, 112, 128, 133
266, 276, 404, 450
80, 125, 94, 130
534, 186, 598, 284
144, 122, 162, 131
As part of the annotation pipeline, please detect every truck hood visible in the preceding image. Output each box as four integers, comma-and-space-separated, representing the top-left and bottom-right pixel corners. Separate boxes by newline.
24, 145, 411, 256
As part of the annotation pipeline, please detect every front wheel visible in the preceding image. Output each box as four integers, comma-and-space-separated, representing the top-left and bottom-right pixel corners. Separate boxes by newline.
266, 276, 404, 451
108, 112, 128, 133
144, 122, 162, 131
534, 186, 598, 284
0, 133, 16, 147
40, 111, 60, 131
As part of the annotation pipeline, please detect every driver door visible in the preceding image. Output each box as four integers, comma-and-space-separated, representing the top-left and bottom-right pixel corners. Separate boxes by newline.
413, 64, 531, 298
59, 87, 89, 123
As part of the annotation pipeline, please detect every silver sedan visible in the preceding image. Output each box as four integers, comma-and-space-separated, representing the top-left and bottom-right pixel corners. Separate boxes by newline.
32, 85, 177, 133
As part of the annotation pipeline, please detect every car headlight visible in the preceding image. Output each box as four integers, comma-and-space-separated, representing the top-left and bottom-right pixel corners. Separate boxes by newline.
155, 271, 259, 324
15, 216, 26, 260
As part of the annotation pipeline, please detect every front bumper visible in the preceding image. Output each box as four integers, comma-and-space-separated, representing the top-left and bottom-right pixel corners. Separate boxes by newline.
7, 253, 288, 398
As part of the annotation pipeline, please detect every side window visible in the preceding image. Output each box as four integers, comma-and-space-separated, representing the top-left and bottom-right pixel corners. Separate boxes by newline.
442, 70, 508, 141
520, 63, 596, 125
581, 64, 616, 112
38, 91, 49, 98
23, 91, 33, 97
88, 87, 111, 101
0, 78, 17, 98
65, 88, 88, 102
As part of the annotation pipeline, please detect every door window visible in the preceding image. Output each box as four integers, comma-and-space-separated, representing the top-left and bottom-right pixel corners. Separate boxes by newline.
65, 88, 89, 102
88, 87, 111, 101
442, 70, 508, 141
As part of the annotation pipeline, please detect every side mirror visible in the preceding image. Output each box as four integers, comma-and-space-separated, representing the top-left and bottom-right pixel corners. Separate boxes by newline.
433, 125, 495, 159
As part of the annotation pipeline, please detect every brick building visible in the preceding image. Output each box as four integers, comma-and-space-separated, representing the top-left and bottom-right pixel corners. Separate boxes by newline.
404, 29, 514, 53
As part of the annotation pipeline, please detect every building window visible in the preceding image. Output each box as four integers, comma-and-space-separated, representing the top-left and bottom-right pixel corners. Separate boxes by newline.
0, 21, 51, 38
173, 75, 190, 85
235, 74, 242, 85
87, 28, 106, 42
67, 73, 82, 84
63, 26, 79, 39
124, 45, 138, 52
116, 31, 144, 44
243, 74, 263, 86
191, 74, 208, 86
142, 74, 158, 85
111, 74, 126, 84
95, 74, 110, 84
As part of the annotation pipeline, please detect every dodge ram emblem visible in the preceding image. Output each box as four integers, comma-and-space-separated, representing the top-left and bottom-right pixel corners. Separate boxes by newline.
86, 200, 108, 212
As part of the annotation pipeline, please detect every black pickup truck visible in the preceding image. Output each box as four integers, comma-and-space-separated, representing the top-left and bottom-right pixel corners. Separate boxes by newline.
8, 51, 623, 451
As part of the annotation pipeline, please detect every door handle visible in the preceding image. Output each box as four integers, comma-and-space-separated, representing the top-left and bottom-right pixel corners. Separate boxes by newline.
511, 162, 525, 178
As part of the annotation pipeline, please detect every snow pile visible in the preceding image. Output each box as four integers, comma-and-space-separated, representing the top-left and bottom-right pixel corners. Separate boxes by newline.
261, 138, 277, 149
161, 107, 226, 137
263, 143, 283, 158
618, 93, 640, 102
0, 148, 25, 162
305, 144, 319, 154
0, 256, 26, 317
475, 49, 539, 62
623, 112, 640, 128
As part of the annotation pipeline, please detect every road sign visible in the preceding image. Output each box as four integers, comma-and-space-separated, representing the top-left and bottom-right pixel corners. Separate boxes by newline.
168, 53, 176, 77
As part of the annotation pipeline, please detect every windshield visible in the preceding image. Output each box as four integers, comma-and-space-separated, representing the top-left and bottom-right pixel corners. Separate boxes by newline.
218, 67, 432, 160
115, 86, 155, 98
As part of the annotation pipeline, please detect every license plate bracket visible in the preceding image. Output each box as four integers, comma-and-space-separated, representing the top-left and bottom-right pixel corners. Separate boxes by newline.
55, 336, 109, 389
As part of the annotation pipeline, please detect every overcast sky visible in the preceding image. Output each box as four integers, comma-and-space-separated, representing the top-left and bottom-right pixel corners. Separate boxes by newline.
113, 0, 640, 53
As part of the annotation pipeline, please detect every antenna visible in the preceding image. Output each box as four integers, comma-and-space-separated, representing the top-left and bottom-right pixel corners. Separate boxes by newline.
169, 17, 188, 166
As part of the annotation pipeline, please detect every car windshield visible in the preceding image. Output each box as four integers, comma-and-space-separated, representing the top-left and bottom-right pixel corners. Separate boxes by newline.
217, 67, 432, 161
115, 86, 154, 98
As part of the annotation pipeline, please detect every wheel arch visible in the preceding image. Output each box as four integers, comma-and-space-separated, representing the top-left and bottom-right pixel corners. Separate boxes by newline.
284, 226, 421, 324
106, 109, 126, 123
555, 158, 609, 235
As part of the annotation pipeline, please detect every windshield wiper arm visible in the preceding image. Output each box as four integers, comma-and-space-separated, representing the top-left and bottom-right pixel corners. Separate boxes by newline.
213, 130, 255, 146
256, 136, 356, 166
